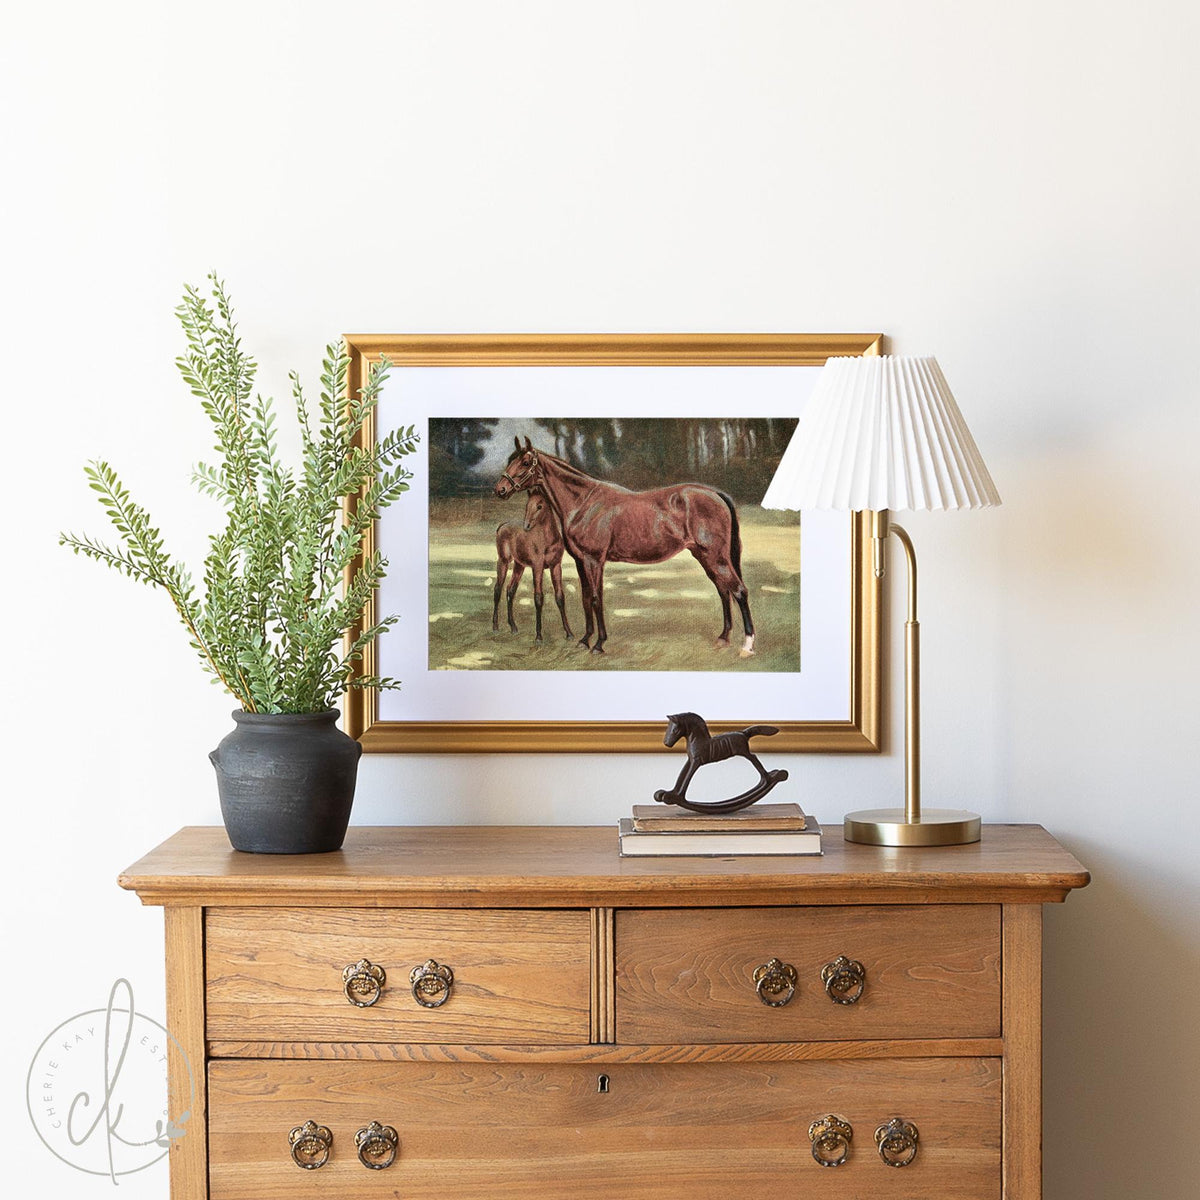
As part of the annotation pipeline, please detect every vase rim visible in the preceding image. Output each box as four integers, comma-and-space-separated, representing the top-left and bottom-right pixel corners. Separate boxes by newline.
230, 708, 341, 725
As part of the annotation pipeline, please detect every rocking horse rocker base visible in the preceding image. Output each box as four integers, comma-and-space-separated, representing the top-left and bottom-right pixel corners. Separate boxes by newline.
653, 712, 790, 815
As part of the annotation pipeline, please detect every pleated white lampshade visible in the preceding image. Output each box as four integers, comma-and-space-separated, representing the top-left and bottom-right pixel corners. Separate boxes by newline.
762, 355, 1001, 512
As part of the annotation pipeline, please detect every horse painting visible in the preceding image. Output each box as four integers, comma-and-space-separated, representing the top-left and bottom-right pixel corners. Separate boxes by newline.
494, 437, 755, 656
492, 488, 573, 643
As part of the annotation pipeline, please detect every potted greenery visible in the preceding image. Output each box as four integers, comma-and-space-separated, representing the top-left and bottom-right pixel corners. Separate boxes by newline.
61, 276, 417, 853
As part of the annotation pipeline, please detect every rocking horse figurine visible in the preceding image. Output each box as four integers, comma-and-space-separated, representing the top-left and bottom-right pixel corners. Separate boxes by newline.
653, 712, 789, 814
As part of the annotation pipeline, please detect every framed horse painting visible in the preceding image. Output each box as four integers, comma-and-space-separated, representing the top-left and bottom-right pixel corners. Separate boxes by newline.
342, 334, 883, 754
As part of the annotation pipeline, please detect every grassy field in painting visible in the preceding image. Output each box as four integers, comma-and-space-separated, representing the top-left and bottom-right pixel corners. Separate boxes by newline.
427, 500, 800, 673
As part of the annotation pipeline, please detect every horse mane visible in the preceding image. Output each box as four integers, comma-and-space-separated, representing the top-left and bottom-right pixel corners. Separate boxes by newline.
668, 712, 709, 736
533, 446, 595, 481
539, 447, 638, 496
505, 442, 617, 487
537, 449, 589, 478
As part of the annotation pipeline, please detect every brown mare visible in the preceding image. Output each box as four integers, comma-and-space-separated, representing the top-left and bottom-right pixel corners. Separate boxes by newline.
494, 437, 755, 656
492, 488, 573, 643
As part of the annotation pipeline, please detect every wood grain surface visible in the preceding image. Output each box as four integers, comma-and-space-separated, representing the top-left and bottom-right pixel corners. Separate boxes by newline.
208, 1056, 1001, 1199
207, 1037, 1005, 1063
123, 825, 1088, 1199
206, 908, 590, 1044
1003, 904, 1043, 1200
119, 824, 1091, 908
591, 906, 616, 1043
616, 904, 1001, 1043
164, 908, 207, 1200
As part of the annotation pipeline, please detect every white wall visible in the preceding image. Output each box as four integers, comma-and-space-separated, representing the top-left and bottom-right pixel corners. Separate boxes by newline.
4, 2, 1197, 1195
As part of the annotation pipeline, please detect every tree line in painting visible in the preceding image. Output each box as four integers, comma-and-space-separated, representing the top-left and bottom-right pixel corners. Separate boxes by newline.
429, 417, 798, 503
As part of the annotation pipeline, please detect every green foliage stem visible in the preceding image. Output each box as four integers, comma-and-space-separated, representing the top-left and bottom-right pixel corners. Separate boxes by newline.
60, 275, 418, 713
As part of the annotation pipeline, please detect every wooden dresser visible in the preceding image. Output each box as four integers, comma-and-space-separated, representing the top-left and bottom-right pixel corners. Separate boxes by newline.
120, 824, 1088, 1200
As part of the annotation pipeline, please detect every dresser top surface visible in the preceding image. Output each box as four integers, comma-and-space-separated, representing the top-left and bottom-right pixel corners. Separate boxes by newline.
119, 824, 1089, 908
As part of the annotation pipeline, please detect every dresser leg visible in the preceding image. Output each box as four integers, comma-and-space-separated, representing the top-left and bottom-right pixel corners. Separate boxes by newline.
1002, 904, 1042, 1200
165, 906, 208, 1200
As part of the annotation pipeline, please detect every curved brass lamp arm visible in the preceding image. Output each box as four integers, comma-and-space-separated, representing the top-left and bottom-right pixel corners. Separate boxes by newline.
870, 511, 920, 824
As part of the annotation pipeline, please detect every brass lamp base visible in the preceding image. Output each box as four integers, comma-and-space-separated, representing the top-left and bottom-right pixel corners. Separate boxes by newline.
843, 808, 981, 847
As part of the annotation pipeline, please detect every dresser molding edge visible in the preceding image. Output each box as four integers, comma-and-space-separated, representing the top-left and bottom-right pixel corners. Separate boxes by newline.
205, 1037, 1007, 1063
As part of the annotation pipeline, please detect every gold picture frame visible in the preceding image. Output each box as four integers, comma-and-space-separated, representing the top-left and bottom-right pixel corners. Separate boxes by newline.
343, 334, 883, 754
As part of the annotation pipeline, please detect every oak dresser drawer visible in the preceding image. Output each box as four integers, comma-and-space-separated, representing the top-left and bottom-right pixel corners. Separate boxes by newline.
206, 907, 591, 1044
208, 1056, 1000, 1200
615, 905, 1001, 1042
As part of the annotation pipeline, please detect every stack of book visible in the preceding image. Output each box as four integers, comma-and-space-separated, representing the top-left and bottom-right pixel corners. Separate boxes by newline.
617, 803, 821, 857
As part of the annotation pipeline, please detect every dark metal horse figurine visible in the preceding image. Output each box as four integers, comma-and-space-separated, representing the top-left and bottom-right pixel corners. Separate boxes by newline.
653, 711, 789, 813
494, 438, 755, 657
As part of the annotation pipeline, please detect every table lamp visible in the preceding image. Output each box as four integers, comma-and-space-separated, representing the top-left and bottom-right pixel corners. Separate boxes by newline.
762, 355, 1001, 846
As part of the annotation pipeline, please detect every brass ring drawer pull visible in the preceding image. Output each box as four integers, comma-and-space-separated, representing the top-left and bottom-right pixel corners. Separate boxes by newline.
875, 1117, 920, 1167
752, 957, 798, 1007
808, 1114, 853, 1167
355, 1121, 399, 1169
410, 959, 455, 1008
343, 959, 387, 1007
289, 1120, 333, 1169
821, 955, 866, 1004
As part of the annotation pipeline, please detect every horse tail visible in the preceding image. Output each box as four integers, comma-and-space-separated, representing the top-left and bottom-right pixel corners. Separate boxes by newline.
742, 724, 779, 739
718, 489, 743, 575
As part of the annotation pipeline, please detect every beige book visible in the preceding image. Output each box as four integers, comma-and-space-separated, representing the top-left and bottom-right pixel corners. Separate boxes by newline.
630, 803, 806, 833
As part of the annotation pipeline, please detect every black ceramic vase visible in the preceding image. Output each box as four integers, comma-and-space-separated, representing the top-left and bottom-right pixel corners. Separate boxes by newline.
210, 709, 363, 854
